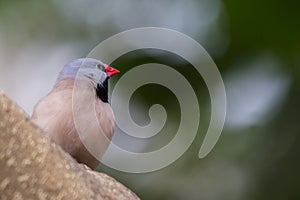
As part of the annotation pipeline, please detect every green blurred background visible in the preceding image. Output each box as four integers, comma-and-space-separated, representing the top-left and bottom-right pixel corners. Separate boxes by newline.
0, 0, 299, 199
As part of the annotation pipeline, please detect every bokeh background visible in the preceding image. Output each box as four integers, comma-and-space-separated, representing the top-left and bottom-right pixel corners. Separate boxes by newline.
0, 0, 299, 199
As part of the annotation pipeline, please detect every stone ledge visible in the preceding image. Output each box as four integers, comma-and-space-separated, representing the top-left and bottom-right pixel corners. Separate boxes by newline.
0, 90, 139, 200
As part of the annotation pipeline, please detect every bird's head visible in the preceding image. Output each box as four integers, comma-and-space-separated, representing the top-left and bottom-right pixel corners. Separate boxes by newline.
58, 58, 119, 103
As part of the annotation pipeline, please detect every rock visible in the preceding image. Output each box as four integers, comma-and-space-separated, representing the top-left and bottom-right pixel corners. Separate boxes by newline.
0, 90, 139, 200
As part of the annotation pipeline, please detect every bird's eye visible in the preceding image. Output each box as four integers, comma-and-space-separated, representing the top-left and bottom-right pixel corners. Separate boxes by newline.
97, 64, 105, 71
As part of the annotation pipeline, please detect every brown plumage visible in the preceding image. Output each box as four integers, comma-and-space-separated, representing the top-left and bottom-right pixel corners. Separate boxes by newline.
31, 58, 119, 169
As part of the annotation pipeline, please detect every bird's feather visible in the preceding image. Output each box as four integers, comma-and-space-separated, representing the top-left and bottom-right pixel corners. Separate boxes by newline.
32, 77, 115, 169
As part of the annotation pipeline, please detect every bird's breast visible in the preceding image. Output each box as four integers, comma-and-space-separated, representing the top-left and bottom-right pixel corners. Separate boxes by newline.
32, 82, 115, 168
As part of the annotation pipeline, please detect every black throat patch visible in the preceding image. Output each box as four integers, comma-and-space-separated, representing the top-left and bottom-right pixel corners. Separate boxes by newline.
96, 78, 109, 103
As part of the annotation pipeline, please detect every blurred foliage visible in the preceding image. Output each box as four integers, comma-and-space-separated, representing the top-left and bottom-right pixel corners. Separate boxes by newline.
0, 0, 299, 200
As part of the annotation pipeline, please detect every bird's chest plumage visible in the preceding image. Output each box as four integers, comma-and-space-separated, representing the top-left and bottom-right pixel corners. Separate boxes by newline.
31, 83, 115, 168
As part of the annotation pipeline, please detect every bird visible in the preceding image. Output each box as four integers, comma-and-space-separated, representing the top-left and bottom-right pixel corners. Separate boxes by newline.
31, 58, 119, 169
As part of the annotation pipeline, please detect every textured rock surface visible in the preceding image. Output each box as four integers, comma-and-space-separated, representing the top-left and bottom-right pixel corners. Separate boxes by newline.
0, 90, 139, 200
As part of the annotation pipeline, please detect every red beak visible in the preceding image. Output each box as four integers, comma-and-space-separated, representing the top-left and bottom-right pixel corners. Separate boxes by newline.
105, 65, 120, 77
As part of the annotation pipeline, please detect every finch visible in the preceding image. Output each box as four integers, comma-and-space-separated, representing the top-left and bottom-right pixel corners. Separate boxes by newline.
32, 58, 119, 169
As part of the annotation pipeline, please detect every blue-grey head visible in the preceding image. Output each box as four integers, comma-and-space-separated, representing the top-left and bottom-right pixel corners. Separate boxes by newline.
58, 58, 119, 103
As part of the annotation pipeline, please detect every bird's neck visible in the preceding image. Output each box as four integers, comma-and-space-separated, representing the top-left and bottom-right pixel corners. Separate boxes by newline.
52, 78, 76, 92
51, 77, 110, 104
52, 77, 96, 93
